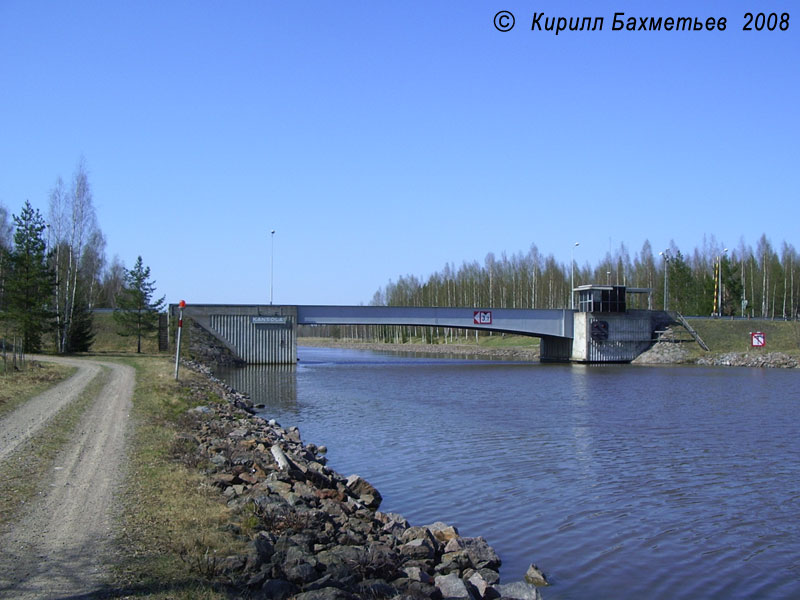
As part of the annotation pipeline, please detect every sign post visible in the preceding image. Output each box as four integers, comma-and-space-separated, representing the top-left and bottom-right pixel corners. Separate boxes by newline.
174, 300, 186, 380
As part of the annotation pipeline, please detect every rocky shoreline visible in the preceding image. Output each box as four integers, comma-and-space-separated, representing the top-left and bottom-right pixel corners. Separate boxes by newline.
176, 358, 547, 600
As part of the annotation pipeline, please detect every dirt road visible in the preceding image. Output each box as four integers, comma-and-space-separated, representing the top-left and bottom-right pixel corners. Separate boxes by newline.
0, 356, 135, 599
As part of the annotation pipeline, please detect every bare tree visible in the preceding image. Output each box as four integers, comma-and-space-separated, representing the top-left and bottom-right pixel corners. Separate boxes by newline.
48, 159, 103, 352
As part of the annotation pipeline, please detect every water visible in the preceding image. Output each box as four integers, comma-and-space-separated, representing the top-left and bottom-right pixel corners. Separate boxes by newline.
216, 347, 800, 599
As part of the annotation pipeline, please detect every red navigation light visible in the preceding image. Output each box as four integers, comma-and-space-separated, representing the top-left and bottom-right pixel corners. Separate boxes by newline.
179, 300, 186, 308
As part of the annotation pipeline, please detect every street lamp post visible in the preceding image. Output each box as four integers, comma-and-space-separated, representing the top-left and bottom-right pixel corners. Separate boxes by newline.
659, 250, 671, 311
270, 229, 276, 305
570, 242, 580, 310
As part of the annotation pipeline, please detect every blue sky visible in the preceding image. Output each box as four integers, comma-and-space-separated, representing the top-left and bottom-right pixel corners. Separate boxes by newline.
1, 2, 797, 305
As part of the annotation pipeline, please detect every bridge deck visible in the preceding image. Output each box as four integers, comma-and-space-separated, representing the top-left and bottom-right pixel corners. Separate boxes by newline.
296, 306, 573, 339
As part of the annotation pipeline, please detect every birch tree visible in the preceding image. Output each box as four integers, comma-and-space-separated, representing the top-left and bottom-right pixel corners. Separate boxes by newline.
48, 160, 103, 352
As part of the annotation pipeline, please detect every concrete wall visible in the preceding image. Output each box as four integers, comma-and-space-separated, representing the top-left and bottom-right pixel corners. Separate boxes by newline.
179, 305, 297, 365
571, 310, 655, 362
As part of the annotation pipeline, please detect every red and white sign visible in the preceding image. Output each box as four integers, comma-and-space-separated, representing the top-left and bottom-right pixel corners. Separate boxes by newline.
751, 331, 766, 347
474, 310, 493, 325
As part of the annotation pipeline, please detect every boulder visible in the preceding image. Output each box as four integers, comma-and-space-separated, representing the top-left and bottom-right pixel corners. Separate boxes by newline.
435, 572, 477, 599
428, 521, 460, 543
258, 578, 297, 600
524, 563, 548, 586
494, 581, 543, 600
291, 588, 358, 600
434, 550, 471, 576
462, 537, 501, 570
345, 474, 382, 510
399, 537, 436, 560
467, 571, 501, 599
403, 566, 434, 584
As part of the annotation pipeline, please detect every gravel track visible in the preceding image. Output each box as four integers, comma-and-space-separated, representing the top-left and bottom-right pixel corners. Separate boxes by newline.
0, 356, 135, 599
0, 358, 102, 464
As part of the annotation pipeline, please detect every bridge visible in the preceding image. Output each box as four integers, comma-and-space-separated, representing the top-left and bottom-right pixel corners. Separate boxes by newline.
172, 286, 674, 364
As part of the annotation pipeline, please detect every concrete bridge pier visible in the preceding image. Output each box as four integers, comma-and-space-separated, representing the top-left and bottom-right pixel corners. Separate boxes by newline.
180, 304, 297, 365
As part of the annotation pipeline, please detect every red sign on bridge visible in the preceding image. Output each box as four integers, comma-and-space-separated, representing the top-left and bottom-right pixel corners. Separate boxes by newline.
473, 310, 493, 325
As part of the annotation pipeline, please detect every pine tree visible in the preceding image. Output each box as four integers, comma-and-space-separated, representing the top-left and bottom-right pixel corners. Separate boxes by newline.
3, 201, 54, 351
65, 295, 95, 352
113, 256, 165, 353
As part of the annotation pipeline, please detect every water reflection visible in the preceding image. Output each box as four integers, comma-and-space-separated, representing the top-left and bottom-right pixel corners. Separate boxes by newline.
215, 364, 298, 412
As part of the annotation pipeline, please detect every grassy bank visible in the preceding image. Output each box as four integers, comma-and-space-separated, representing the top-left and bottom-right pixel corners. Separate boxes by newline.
112, 355, 246, 599
684, 318, 800, 359
91, 311, 160, 354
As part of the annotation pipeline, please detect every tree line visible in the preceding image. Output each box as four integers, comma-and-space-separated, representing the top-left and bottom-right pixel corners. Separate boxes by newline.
0, 160, 164, 354
301, 235, 799, 345
372, 237, 799, 319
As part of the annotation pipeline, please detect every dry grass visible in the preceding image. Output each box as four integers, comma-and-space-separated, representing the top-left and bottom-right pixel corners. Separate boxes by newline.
89, 311, 162, 355
111, 355, 246, 599
0, 361, 75, 419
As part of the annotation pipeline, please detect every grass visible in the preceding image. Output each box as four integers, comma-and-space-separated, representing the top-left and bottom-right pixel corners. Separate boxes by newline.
90, 311, 161, 355
0, 365, 108, 527
682, 318, 800, 360
111, 355, 247, 599
0, 361, 76, 419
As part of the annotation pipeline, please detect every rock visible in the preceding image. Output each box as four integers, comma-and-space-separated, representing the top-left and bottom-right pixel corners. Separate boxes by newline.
177, 357, 516, 600
357, 578, 397, 598
210, 453, 228, 467
401, 525, 438, 545
253, 531, 275, 561
467, 571, 501, 599
283, 560, 317, 584
495, 581, 543, 599
403, 566, 434, 584
291, 587, 358, 600
399, 537, 437, 560
212, 473, 235, 487
428, 521, 460, 543
438, 550, 474, 576
229, 427, 250, 439
462, 537, 501, 570
258, 578, 297, 600
524, 563, 548, 586
271, 444, 292, 471
435, 572, 477, 599
476, 568, 500, 586
345, 474, 383, 510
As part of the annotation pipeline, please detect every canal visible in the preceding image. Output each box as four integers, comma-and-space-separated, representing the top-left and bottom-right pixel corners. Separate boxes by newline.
216, 346, 800, 600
